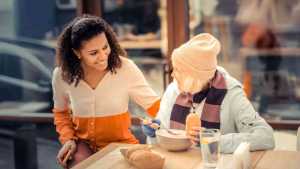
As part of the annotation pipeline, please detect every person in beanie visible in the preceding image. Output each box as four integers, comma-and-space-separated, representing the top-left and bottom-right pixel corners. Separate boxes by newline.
143, 33, 275, 153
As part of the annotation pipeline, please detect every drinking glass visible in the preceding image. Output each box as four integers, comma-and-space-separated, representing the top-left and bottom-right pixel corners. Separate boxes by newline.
200, 128, 220, 169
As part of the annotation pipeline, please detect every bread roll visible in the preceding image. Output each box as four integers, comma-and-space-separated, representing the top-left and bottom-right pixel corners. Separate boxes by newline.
120, 145, 165, 169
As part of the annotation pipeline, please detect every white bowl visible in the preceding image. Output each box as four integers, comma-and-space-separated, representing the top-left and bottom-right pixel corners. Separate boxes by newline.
156, 129, 192, 151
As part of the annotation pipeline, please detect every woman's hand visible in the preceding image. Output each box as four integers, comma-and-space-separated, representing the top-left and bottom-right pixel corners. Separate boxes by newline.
187, 126, 201, 145
57, 139, 76, 168
141, 119, 161, 137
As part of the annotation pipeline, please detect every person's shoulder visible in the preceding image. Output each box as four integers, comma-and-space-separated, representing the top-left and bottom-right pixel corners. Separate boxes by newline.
52, 67, 67, 86
217, 66, 242, 90
119, 56, 141, 72
120, 56, 136, 67
165, 81, 180, 96
52, 67, 62, 78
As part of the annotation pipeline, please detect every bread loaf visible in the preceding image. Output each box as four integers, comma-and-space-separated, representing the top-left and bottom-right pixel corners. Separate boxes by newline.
120, 145, 165, 169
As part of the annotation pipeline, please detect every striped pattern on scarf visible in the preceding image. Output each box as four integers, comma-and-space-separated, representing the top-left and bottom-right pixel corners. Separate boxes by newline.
170, 70, 227, 129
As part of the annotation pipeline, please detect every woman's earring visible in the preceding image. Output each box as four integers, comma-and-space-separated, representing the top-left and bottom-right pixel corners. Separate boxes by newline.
72, 48, 81, 60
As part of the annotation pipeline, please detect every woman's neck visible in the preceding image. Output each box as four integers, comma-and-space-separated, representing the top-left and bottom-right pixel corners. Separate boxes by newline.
82, 64, 107, 80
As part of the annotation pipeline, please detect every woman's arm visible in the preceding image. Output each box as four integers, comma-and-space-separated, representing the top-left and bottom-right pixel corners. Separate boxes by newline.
142, 82, 178, 139
127, 60, 160, 117
52, 68, 77, 144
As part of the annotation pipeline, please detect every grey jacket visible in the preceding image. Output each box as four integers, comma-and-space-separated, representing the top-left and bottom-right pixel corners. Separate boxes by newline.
152, 67, 275, 153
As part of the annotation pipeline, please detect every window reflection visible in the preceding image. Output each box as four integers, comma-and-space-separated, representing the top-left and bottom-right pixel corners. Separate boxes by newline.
190, 0, 300, 120
103, 0, 160, 40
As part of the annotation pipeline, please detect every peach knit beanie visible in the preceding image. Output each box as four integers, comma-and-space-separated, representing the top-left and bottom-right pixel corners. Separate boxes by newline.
171, 33, 221, 93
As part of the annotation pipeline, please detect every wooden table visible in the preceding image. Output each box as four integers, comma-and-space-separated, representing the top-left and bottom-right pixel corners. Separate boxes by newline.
254, 150, 300, 169
72, 143, 270, 169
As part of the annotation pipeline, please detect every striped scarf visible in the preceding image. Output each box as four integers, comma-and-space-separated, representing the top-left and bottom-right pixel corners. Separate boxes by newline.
170, 70, 227, 129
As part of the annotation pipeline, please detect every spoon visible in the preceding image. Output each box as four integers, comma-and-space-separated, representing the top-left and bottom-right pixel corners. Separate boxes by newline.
141, 118, 180, 135
159, 122, 180, 135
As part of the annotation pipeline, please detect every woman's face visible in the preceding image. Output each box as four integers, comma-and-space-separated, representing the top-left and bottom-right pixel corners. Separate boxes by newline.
74, 32, 111, 72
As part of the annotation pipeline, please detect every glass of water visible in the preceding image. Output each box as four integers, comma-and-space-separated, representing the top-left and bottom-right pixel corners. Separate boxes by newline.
200, 128, 220, 169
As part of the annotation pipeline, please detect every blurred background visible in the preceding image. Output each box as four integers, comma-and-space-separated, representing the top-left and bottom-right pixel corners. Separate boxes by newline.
0, 0, 300, 169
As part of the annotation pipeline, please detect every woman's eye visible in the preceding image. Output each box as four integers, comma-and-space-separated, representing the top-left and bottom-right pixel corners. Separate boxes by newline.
90, 51, 97, 56
103, 44, 108, 50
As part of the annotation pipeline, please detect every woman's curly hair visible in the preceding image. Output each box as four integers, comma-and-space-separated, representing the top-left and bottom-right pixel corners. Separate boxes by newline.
56, 14, 127, 86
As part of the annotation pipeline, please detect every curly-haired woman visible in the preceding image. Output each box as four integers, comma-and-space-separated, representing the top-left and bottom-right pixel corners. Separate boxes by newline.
52, 15, 160, 168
